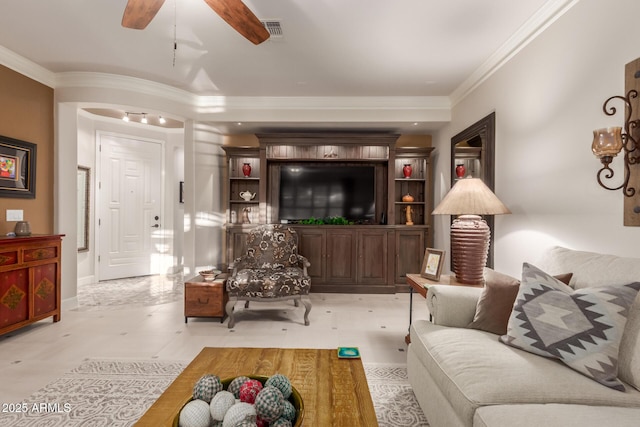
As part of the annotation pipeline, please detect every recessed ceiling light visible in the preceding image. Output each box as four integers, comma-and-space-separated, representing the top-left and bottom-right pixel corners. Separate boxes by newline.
123, 113, 130, 122
159, 116, 166, 124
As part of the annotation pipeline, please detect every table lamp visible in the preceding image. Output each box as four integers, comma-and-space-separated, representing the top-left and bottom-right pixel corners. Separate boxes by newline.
432, 177, 511, 285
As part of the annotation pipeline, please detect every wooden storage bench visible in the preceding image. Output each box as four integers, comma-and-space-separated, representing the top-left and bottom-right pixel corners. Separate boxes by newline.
184, 274, 228, 323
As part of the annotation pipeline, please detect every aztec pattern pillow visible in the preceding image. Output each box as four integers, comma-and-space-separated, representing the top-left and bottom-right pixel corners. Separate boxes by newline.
500, 263, 640, 391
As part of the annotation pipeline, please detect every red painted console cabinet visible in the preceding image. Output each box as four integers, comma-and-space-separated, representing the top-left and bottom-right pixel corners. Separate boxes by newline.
0, 234, 63, 335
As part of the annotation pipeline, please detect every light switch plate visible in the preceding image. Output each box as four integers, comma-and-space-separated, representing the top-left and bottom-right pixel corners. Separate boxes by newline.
6, 209, 23, 221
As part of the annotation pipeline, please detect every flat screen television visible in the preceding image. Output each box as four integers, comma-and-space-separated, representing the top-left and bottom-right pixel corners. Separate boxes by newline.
278, 164, 375, 222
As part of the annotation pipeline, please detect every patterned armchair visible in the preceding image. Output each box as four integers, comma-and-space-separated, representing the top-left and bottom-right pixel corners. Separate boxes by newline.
225, 224, 312, 328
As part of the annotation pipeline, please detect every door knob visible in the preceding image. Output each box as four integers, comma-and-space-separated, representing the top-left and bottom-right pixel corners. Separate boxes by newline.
151, 224, 160, 228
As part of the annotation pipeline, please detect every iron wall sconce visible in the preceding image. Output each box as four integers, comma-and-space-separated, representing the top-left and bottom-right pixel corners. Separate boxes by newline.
592, 89, 640, 197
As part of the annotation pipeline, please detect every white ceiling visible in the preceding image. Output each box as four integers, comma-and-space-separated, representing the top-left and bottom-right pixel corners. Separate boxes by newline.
0, 0, 566, 134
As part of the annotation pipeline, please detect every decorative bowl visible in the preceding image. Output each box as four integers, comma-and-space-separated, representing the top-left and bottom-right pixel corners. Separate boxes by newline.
198, 269, 221, 281
173, 374, 304, 427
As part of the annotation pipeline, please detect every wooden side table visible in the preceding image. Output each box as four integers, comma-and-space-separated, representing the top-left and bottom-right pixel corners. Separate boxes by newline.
405, 273, 482, 344
184, 274, 229, 323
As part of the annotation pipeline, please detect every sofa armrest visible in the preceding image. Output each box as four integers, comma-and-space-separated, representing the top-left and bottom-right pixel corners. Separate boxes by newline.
426, 285, 483, 327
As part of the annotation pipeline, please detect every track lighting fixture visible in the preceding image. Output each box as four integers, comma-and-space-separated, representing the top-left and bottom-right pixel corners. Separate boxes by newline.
121, 111, 167, 126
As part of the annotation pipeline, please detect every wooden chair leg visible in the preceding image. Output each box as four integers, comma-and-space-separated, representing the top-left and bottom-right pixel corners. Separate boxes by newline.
302, 296, 312, 326
226, 299, 237, 328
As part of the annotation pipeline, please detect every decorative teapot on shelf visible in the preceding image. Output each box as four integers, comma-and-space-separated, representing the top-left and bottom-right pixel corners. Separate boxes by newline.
239, 191, 256, 201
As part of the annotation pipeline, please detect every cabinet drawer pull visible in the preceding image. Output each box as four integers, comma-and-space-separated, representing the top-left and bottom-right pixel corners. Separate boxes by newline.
198, 298, 210, 304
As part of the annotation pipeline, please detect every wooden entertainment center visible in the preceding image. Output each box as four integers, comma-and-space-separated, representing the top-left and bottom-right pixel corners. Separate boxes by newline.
222, 133, 434, 293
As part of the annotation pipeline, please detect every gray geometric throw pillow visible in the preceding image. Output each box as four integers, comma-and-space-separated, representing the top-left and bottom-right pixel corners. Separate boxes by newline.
500, 263, 640, 391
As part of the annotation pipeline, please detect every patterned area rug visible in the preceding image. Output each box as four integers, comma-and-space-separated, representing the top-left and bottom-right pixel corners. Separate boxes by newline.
1, 359, 428, 426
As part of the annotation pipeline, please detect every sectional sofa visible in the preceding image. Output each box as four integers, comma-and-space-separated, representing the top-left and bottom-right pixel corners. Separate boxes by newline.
407, 246, 640, 427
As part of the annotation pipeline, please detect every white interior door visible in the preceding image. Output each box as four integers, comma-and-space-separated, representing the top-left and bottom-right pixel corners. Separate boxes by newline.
98, 133, 163, 280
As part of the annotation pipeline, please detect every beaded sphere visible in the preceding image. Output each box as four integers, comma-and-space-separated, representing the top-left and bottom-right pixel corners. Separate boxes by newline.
239, 379, 263, 404
193, 374, 223, 403
235, 421, 257, 427
254, 386, 284, 422
209, 390, 236, 421
281, 400, 296, 421
228, 375, 250, 398
222, 402, 256, 427
179, 399, 212, 427
270, 418, 293, 427
265, 374, 292, 399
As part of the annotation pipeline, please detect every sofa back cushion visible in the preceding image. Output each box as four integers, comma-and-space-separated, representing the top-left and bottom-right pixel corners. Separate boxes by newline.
536, 246, 640, 289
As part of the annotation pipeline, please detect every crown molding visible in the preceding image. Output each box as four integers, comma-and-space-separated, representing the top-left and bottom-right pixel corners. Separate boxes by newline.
55, 72, 198, 106
195, 95, 451, 110
0, 45, 56, 87
450, 0, 580, 106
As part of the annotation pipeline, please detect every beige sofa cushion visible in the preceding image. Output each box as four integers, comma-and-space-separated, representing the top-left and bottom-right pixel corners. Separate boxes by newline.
409, 320, 640, 426
536, 246, 640, 289
474, 404, 640, 427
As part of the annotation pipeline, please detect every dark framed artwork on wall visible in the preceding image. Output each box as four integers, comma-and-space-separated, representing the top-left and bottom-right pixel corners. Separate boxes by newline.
0, 135, 37, 198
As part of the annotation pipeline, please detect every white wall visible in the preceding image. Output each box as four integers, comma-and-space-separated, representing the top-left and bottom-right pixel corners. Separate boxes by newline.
433, 0, 640, 278
76, 113, 96, 285
182, 122, 225, 277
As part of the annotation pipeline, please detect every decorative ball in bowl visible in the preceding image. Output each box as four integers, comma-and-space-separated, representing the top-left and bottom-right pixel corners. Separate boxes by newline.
174, 374, 304, 427
198, 269, 221, 281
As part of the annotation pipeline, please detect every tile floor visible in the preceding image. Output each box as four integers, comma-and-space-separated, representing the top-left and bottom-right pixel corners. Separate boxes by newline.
0, 274, 430, 404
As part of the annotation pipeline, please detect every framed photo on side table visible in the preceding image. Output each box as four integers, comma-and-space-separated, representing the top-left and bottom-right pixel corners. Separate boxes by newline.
421, 248, 445, 280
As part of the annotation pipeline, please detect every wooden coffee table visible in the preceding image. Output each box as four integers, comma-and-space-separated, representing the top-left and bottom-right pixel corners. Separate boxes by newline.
135, 347, 378, 426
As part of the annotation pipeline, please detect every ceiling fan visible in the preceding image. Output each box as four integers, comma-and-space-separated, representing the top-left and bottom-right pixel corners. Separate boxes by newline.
121, 0, 270, 45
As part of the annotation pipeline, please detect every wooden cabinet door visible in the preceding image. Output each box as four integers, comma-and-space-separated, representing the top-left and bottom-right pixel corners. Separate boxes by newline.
395, 229, 426, 284
325, 229, 356, 283
357, 230, 389, 285
297, 228, 326, 283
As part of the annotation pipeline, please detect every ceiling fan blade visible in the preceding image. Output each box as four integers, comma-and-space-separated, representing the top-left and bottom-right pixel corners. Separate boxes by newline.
122, 0, 166, 30
203, 0, 270, 45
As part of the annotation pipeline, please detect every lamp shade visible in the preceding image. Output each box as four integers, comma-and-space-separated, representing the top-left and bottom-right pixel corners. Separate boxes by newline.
432, 177, 511, 216
433, 177, 510, 285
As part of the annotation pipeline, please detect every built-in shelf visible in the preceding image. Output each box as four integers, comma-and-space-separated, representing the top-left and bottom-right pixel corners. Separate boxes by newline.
222, 135, 435, 293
